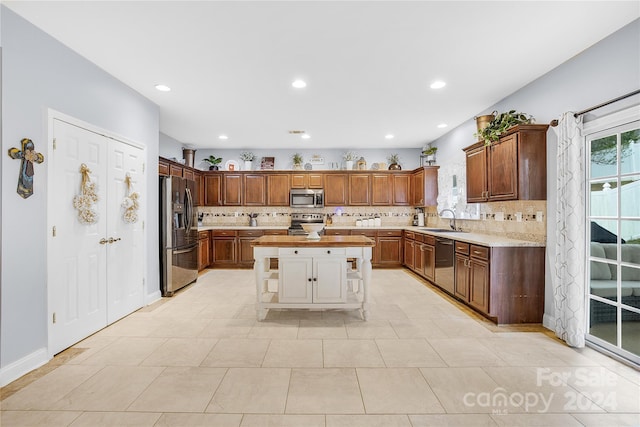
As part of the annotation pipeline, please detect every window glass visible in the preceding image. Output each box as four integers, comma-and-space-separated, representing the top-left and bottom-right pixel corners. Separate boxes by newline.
620, 128, 640, 175
620, 175, 640, 218
622, 311, 640, 355
589, 299, 617, 346
590, 135, 618, 178
590, 181, 618, 218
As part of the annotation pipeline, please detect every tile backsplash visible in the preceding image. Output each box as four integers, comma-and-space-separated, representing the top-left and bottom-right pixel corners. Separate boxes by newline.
197, 200, 547, 244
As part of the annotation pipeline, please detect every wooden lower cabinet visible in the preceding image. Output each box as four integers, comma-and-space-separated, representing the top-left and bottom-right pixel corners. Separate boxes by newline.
210, 229, 287, 268
403, 231, 415, 270
376, 230, 403, 267
238, 230, 264, 266
198, 231, 211, 271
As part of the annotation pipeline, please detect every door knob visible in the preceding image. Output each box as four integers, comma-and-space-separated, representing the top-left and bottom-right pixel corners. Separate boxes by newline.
99, 238, 108, 245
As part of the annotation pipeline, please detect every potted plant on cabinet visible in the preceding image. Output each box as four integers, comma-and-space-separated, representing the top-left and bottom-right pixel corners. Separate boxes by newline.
292, 153, 304, 170
388, 153, 401, 170
343, 151, 357, 170
475, 110, 533, 145
422, 146, 437, 165
203, 155, 223, 171
240, 151, 256, 170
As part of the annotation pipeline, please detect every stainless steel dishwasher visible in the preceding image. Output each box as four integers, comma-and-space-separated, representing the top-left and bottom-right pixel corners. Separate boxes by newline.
434, 237, 455, 294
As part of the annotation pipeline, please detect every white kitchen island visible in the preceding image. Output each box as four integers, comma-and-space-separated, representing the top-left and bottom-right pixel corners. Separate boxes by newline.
251, 235, 375, 321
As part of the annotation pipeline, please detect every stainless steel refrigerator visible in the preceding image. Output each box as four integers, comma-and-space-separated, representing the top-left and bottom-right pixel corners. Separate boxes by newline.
159, 175, 198, 296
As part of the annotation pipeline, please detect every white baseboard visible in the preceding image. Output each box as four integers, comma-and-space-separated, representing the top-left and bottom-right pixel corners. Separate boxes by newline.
145, 290, 162, 306
0, 347, 50, 387
542, 313, 555, 331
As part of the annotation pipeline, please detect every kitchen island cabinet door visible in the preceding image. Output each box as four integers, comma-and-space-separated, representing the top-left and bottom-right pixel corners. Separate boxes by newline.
279, 257, 314, 303
371, 174, 391, 206
313, 257, 348, 303
224, 174, 243, 205
244, 174, 266, 206
324, 174, 348, 206
205, 175, 223, 206
267, 174, 290, 206
349, 174, 370, 205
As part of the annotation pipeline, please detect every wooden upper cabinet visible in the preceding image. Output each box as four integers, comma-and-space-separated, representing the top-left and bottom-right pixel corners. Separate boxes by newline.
324, 174, 348, 206
267, 174, 290, 206
244, 174, 266, 206
410, 167, 439, 207
371, 174, 391, 206
224, 174, 243, 206
464, 124, 548, 203
392, 174, 410, 206
158, 159, 170, 176
205, 174, 222, 206
487, 133, 518, 201
170, 164, 182, 177
465, 145, 488, 203
291, 173, 323, 189
183, 168, 195, 181
349, 174, 370, 205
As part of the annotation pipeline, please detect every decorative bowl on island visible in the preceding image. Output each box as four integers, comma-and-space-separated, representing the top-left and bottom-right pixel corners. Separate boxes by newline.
301, 223, 324, 240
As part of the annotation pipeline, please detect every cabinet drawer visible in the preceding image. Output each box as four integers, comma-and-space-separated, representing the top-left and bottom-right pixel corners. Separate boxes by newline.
455, 242, 469, 254
470, 245, 489, 260
198, 231, 210, 239
404, 231, 415, 240
414, 234, 425, 243
378, 229, 402, 237
423, 235, 436, 245
279, 248, 347, 257
324, 229, 349, 236
238, 230, 263, 237
212, 230, 237, 237
263, 229, 287, 235
351, 230, 376, 237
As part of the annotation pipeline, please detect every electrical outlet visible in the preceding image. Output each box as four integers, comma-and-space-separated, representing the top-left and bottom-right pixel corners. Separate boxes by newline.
515, 212, 522, 222
495, 212, 504, 221
536, 211, 544, 222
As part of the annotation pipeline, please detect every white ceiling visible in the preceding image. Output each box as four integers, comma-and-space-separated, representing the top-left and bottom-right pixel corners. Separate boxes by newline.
5, 1, 639, 150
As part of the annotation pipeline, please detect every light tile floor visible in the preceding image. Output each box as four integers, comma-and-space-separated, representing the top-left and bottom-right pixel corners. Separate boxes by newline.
2, 269, 640, 427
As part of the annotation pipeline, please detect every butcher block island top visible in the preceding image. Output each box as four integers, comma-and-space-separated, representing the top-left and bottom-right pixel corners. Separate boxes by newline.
250, 235, 375, 247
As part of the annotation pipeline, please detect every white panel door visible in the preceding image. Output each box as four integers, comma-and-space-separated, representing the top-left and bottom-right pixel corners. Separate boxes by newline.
279, 257, 313, 303
313, 257, 347, 303
50, 119, 108, 355
106, 139, 145, 324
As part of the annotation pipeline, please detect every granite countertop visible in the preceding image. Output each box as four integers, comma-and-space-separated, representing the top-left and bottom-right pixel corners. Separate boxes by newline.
198, 225, 545, 248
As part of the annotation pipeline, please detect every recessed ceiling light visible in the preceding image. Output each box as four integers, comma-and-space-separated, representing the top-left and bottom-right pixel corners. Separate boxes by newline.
301, 134, 311, 139
155, 84, 171, 92
437, 123, 448, 128
292, 79, 307, 89
218, 135, 228, 140
430, 81, 446, 89
385, 134, 395, 139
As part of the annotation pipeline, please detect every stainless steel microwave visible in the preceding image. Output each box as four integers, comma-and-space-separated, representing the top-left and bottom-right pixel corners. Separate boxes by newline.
290, 189, 324, 208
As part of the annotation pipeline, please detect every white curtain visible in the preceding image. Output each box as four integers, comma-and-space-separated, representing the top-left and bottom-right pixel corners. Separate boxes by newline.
552, 112, 586, 347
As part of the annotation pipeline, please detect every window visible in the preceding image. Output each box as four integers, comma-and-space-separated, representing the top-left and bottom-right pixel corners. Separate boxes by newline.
586, 110, 640, 365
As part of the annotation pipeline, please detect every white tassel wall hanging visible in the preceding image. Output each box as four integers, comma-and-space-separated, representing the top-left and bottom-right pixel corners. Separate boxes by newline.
122, 173, 140, 224
73, 163, 99, 225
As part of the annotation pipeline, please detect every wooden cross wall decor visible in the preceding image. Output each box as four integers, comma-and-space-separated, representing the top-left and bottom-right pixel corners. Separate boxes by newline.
8, 138, 45, 199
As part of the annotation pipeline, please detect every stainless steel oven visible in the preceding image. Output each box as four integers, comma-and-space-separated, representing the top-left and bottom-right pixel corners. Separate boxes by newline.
290, 188, 324, 208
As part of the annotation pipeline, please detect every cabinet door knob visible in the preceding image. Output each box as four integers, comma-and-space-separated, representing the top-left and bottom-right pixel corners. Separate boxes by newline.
308, 278, 312, 282
327, 250, 331, 254
294, 250, 298, 254
313, 278, 317, 282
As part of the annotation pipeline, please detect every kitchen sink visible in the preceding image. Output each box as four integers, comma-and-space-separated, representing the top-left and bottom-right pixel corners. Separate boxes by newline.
420, 228, 466, 233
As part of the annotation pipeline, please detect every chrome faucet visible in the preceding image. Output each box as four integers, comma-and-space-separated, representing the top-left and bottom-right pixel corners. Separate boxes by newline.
439, 209, 457, 231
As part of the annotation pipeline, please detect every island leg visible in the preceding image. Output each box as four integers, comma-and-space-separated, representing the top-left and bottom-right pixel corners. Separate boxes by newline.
254, 255, 267, 321
361, 247, 372, 321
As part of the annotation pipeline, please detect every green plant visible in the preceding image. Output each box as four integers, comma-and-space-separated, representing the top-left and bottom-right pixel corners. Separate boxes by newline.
475, 110, 533, 144
240, 151, 256, 161
292, 153, 303, 165
422, 146, 437, 156
203, 155, 222, 165
388, 153, 400, 164
343, 151, 357, 161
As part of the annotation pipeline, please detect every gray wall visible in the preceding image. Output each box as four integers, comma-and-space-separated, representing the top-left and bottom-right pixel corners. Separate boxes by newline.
0, 7, 160, 374
429, 19, 640, 327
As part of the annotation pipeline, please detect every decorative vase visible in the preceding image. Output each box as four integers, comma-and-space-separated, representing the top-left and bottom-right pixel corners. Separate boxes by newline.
294, 163, 303, 170
209, 165, 219, 171
388, 163, 401, 170
182, 148, 196, 168
244, 161, 252, 171
345, 160, 354, 170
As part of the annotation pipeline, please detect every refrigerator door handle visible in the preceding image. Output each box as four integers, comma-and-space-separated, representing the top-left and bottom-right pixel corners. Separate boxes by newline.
185, 187, 193, 233
173, 247, 196, 255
